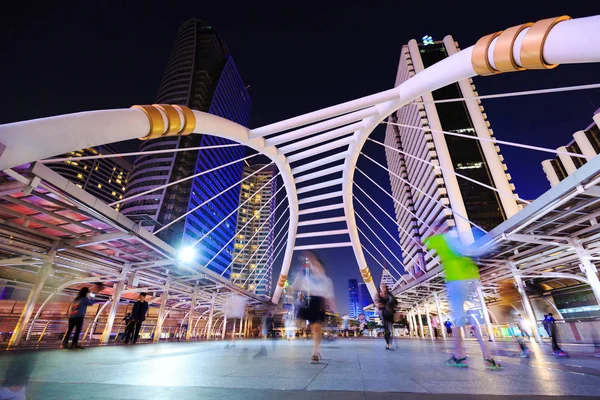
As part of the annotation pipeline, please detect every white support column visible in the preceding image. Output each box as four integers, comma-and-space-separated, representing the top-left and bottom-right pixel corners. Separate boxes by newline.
411, 311, 417, 337
574, 243, 600, 306
443, 35, 520, 219
206, 293, 216, 339
425, 304, 434, 339
434, 293, 447, 339
221, 308, 228, 340
475, 285, 495, 342
239, 313, 244, 337
513, 272, 542, 344
100, 265, 129, 344
9, 249, 55, 347
232, 318, 237, 340
407, 39, 474, 244
186, 286, 199, 341
416, 306, 425, 339
153, 278, 171, 343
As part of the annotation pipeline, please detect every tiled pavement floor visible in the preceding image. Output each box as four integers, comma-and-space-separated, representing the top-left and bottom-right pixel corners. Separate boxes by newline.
1, 337, 599, 399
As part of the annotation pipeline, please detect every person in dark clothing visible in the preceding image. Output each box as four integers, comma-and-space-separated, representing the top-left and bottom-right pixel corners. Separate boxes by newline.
444, 319, 453, 337
62, 287, 95, 350
376, 283, 397, 350
125, 292, 148, 344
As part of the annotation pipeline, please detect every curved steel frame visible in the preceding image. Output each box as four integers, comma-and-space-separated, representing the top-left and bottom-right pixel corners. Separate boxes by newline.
1, 15, 599, 305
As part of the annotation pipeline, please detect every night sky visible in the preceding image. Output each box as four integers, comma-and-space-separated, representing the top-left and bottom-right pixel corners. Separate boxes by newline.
1, 1, 599, 313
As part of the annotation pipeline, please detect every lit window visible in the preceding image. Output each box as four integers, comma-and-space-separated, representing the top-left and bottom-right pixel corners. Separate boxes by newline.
95, 166, 99, 171
97, 183, 102, 188
119, 195, 123, 199
113, 167, 116, 171
112, 191, 117, 196
76, 184, 82, 188
108, 179, 112, 183
122, 187, 126, 191
71, 162, 78, 166
116, 179, 122, 184
77, 173, 83, 179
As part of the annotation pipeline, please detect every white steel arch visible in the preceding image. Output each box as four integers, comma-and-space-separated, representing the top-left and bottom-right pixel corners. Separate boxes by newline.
1, 15, 599, 305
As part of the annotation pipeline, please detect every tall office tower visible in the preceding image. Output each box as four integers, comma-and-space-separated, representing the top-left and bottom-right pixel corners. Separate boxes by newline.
348, 279, 360, 318
121, 20, 251, 276
384, 36, 520, 278
231, 164, 277, 296
542, 110, 600, 186
358, 282, 377, 319
380, 269, 395, 289
48, 145, 132, 210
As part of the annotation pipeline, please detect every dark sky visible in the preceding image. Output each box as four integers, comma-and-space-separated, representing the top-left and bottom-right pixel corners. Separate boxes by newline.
1, 1, 599, 313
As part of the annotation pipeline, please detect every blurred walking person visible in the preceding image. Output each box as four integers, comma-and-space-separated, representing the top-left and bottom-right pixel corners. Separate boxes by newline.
424, 221, 503, 370
293, 252, 335, 363
376, 283, 397, 349
431, 315, 440, 339
62, 287, 95, 350
444, 318, 453, 337
125, 292, 148, 344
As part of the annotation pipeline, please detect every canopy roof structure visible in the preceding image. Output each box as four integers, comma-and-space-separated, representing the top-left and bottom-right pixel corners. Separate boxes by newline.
1, 14, 600, 346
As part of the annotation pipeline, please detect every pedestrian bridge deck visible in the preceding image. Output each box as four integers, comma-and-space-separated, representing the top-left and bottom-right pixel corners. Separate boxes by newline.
1, 338, 599, 399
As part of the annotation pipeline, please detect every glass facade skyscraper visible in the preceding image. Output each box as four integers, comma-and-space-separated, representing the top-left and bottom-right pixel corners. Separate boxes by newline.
384, 36, 520, 279
121, 20, 250, 276
231, 164, 277, 296
348, 279, 360, 319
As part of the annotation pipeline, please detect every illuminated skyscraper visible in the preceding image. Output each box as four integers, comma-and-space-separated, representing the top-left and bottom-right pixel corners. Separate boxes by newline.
384, 35, 520, 279
231, 164, 277, 296
348, 279, 360, 319
48, 145, 132, 209
121, 20, 251, 276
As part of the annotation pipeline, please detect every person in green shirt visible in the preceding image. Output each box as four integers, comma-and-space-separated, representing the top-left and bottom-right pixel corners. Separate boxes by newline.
424, 221, 502, 370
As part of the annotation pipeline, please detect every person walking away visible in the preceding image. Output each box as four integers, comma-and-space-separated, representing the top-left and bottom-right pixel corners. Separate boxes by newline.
125, 292, 148, 344
292, 252, 335, 363
62, 287, 95, 350
424, 221, 502, 370
546, 313, 568, 356
542, 314, 551, 338
444, 319, 453, 337
431, 315, 440, 339
376, 283, 397, 350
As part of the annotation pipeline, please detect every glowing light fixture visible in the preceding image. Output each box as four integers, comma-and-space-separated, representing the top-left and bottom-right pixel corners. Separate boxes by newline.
179, 246, 196, 262
422, 35, 434, 46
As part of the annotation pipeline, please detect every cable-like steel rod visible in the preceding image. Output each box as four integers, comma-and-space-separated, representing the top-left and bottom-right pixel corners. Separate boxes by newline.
360, 244, 401, 286
360, 152, 487, 234
41, 144, 244, 163
412, 82, 600, 105
252, 235, 288, 295
356, 225, 410, 283
190, 172, 281, 248
356, 167, 431, 228
381, 121, 591, 160
368, 138, 530, 205
354, 182, 428, 251
110, 153, 260, 206
353, 202, 424, 275
155, 163, 275, 234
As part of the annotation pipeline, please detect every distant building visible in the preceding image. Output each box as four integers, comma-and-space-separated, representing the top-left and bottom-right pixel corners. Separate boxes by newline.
48, 145, 132, 210
542, 110, 600, 186
231, 164, 277, 297
348, 279, 360, 319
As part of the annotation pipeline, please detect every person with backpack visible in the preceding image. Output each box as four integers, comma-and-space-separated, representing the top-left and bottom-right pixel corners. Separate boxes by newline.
376, 283, 397, 350
62, 287, 95, 350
